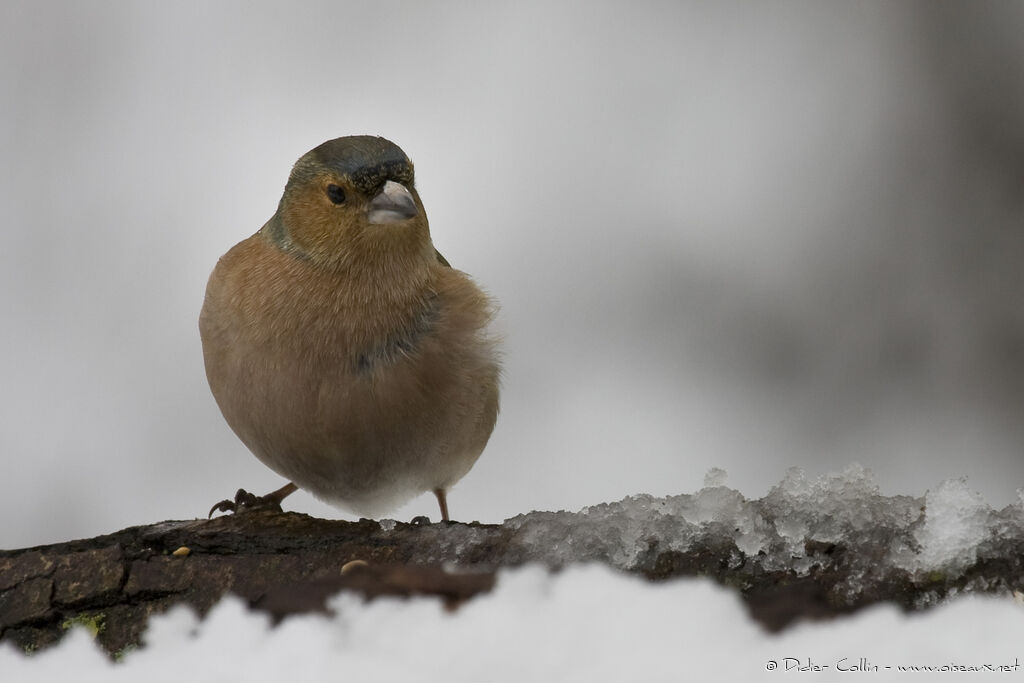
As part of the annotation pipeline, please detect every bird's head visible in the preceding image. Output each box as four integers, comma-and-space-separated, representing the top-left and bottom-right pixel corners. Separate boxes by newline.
270, 136, 433, 269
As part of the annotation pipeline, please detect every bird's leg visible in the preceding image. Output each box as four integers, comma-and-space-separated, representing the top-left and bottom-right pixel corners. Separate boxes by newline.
433, 488, 450, 522
208, 482, 299, 517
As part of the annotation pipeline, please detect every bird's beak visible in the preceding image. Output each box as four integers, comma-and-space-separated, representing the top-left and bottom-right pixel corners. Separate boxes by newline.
367, 180, 418, 224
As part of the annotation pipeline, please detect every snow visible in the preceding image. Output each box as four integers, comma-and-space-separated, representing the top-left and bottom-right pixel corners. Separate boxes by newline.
4, 466, 1023, 680
3, 565, 1021, 682
892, 478, 992, 574
502, 465, 1018, 586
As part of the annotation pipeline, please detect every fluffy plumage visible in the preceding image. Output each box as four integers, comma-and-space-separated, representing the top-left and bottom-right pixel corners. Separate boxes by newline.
200, 136, 500, 520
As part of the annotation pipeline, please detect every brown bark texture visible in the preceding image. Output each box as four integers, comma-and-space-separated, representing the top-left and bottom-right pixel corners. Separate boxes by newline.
1, 508, 1021, 658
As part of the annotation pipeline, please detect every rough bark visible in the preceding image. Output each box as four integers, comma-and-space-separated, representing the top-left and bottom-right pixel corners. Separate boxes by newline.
1, 509, 1020, 658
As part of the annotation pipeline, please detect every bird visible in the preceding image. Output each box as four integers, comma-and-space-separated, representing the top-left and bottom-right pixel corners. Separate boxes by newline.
199, 135, 500, 522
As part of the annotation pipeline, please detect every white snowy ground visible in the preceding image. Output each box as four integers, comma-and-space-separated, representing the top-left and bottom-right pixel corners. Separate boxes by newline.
3, 567, 1021, 682
5, 466, 1024, 680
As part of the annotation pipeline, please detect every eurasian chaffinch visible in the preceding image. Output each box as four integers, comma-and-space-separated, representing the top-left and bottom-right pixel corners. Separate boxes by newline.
200, 136, 500, 522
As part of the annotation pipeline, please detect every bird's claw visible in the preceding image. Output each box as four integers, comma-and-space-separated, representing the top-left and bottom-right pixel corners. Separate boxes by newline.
208, 488, 284, 518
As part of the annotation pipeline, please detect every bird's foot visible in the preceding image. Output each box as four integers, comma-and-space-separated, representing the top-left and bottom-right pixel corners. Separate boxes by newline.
208, 488, 269, 517
433, 488, 450, 522
208, 482, 298, 518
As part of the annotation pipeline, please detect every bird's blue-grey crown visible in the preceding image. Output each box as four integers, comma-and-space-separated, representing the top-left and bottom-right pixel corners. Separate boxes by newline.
288, 135, 414, 195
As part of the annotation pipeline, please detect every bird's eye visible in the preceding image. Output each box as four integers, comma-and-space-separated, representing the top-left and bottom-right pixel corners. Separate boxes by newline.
326, 184, 346, 204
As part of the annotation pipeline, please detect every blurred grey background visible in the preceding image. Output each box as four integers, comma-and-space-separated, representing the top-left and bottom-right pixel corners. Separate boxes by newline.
2, 1, 1023, 548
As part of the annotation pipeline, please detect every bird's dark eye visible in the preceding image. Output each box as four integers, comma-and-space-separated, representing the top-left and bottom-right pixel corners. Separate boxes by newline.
326, 184, 346, 204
